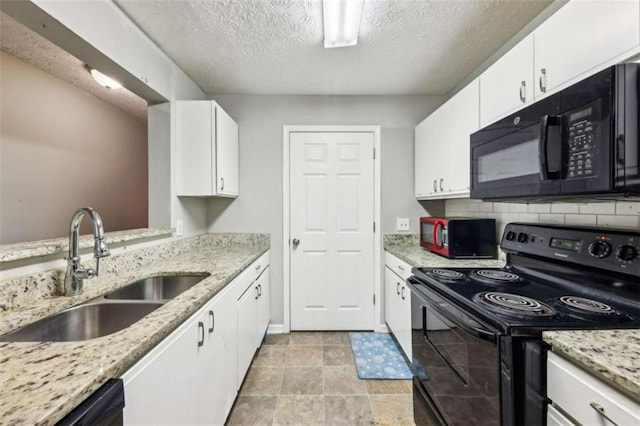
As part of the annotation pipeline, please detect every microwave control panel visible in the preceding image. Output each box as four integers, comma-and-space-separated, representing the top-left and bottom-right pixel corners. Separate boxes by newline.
567, 103, 599, 179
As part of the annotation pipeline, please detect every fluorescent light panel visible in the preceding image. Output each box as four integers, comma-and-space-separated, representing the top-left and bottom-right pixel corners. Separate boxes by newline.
323, 0, 364, 48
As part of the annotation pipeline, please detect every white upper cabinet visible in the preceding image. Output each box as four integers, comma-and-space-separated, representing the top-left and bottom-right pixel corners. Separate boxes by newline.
534, 0, 640, 100
480, 34, 535, 127
176, 101, 239, 197
415, 79, 479, 200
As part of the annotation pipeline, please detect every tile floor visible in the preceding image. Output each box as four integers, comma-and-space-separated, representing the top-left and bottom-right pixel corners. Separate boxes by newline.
226, 332, 415, 426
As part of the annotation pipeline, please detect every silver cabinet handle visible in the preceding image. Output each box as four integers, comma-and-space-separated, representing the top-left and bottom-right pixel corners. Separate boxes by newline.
292, 238, 300, 247
208, 310, 214, 333
220, 177, 225, 190
397, 265, 405, 272
589, 402, 619, 426
396, 282, 400, 295
439, 178, 443, 191
256, 265, 261, 273
197, 322, 205, 347
401, 286, 405, 300
433, 180, 437, 192
519, 80, 526, 102
539, 68, 547, 93
255, 286, 259, 300
258, 284, 262, 297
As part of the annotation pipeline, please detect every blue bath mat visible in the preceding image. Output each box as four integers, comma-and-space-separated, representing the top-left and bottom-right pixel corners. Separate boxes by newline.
349, 332, 412, 379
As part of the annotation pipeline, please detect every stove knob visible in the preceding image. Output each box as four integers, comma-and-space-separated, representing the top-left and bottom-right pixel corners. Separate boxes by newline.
588, 241, 612, 258
616, 245, 638, 262
505, 231, 517, 241
517, 233, 529, 243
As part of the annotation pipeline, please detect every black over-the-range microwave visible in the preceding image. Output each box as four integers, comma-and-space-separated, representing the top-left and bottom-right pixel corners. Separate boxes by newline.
470, 63, 638, 201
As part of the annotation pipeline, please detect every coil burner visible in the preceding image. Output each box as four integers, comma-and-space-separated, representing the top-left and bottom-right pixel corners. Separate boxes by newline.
471, 270, 524, 285
424, 269, 467, 282
473, 292, 557, 317
558, 296, 619, 316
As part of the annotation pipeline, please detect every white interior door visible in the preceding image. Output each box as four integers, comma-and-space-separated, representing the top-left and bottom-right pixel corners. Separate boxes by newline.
290, 131, 375, 330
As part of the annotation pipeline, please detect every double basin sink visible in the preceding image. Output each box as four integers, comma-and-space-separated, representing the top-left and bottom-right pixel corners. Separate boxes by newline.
0, 274, 209, 343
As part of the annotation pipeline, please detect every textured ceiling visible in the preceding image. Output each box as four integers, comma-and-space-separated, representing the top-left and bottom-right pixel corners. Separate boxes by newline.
0, 12, 147, 122
115, 0, 552, 95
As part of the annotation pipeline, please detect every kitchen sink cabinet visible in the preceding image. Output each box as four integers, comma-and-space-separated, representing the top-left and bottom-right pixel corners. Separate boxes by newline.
121, 284, 236, 425
414, 79, 479, 200
547, 351, 640, 426
384, 252, 412, 361
176, 100, 239, 197
121, 251, 270, 425
533, 0, 640, 101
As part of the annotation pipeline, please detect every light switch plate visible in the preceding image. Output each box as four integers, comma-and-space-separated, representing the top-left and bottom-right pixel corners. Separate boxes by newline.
396, 218, 410, 231
175, 220, 184, 236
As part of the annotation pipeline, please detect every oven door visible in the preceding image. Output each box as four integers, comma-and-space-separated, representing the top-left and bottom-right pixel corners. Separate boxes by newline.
408, 278, 501, 426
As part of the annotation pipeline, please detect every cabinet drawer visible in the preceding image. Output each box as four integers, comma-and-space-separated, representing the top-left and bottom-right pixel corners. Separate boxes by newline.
547, 351, 640, 426
252, 251, 270, 281
384, 252, 412, 281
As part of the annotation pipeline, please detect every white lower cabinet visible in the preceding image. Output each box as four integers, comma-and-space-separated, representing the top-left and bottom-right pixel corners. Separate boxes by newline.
121, 251, 270, 425
384, 252, 412, 361
121, 286, 235, 425
237, 264, 271, 387
547, 351, 640, 426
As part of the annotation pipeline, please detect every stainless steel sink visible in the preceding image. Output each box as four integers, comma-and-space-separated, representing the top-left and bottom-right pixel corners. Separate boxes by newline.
104, 275, 208, 301
0, 302, 163, 342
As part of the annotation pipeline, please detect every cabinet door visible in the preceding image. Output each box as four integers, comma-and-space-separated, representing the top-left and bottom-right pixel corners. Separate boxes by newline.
215, 104, 239, 197
237, 283, 258, 388
384, 266, 398, 335
256, 267, 271, 344
480, 34, 534, 126
204, 289, 238, 425
176, 101, 214, 196
122, 306, 207, 425
438, 79, 479, 196
397, 283, 412, 362
415, 114, 440, 198
534, 0, 640, 100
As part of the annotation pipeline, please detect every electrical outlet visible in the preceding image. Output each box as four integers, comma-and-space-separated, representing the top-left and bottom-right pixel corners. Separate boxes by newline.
175, 220, 184, 236
396, 218, 410, 231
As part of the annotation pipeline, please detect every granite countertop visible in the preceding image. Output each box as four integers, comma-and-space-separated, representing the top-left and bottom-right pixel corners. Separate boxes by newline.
0, 242, 268, 425
543, 329, 640, 403
384, 235, 505, 269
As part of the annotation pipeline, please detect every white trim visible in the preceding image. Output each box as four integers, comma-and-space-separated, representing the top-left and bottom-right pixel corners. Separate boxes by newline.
267, 324, 285, 335
282, 125, 382, 333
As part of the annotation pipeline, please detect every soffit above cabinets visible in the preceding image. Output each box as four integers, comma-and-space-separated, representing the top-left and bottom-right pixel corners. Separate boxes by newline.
115, 0, 553, 96
0, 11, 148, 122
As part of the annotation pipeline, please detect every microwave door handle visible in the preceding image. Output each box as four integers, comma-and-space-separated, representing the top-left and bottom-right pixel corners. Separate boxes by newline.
539, 115, 564, 180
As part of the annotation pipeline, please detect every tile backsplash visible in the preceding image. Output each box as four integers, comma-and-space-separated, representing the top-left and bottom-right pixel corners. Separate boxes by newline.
445, 199, 640, 240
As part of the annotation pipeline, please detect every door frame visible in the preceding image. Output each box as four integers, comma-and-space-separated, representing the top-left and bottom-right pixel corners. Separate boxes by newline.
282, 125, 382, 333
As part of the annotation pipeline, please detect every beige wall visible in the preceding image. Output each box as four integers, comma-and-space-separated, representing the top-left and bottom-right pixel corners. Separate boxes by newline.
0, 51, 148, 244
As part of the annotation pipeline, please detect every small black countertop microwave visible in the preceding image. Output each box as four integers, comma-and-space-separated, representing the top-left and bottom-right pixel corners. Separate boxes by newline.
470, 63, 639, 201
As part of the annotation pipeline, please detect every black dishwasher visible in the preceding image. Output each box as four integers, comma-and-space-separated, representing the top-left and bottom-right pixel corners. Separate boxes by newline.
57, 379, 124, 426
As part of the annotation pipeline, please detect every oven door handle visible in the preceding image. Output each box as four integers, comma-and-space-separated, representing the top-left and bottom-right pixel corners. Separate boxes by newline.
407, 278, 498, 343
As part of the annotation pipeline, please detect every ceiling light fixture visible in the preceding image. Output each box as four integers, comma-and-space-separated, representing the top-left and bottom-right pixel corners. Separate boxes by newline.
323, 0, 364, 48
86, 66, 122, 89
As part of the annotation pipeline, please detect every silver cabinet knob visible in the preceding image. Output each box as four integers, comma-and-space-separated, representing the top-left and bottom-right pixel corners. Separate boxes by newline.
539, 68, 547, 93
292, 238, 300, 247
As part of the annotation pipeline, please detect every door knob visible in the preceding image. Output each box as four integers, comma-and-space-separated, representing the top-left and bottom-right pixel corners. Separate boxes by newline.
292, 238, 300, 247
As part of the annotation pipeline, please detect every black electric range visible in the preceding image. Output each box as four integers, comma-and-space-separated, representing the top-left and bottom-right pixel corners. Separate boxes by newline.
408, 223, 640, 426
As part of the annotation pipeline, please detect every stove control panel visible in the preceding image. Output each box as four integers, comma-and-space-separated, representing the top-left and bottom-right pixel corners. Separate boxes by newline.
501, 223, 640, 275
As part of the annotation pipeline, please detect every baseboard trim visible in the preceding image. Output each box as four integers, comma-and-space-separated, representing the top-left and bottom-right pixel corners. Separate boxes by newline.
267, 324, 285, 334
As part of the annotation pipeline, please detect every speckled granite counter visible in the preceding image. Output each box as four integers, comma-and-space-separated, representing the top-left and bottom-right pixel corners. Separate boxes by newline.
543, 329, 640, 403
384, 234, 505, 269
0, 236, 268, 425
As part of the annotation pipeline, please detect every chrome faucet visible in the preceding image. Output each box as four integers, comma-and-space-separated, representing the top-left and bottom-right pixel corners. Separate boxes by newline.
64, 207, 110, 296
